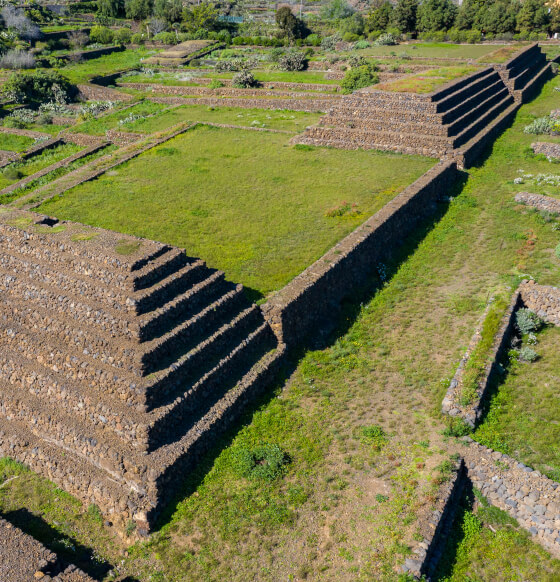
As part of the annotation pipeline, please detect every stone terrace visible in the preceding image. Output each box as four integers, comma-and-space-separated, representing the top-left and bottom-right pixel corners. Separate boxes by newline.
0, 210, 283, 533
294, 44, 550, 163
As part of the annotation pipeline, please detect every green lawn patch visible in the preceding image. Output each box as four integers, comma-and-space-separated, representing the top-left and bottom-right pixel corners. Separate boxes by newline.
38, 125, 434, 296
359, 42, 502, 59
0, 133, 36, 152
120, 104, 321, 133
377, 66, 479, 94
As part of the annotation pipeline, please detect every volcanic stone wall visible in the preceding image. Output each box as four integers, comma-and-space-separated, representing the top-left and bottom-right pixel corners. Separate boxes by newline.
515, 191, 560, 214
0, 209, 282, 533
262, 161, 458, 346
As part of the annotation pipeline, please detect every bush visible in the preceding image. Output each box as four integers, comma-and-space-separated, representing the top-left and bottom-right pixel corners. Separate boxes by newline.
232, 70, 260, 88
341, 63, 379, 94
114, 28, 132, 45
517, 345, 539, 362
374, 32, 399, 45
2, 167, 22, 181
353, 39, 370, 49
232, 443, 289, 481
523, 116, 555, 135
342, 32, 361, 42
209, 79, 224, 89
465, 29, 482, 43
515, 308, 543, 335
321, 34, 341, 51
306, 33, 321, 46
268, 47, 284, 62
2, 70, 76, 105
154, 31, 177, 45
0, 50, 36, 70
89, 25, 114, 45
131, 33, 144, 45
277, 50, 307, 71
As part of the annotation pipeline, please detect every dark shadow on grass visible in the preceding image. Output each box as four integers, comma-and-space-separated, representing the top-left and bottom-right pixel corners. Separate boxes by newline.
153, 170, 469, 531
431, 481, 475, 581
0, 509, 140, 581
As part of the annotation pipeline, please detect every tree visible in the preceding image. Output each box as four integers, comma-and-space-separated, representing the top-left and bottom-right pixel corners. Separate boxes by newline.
153, 0, 182, 24
2, 70, 77, 105
1, 5, 40, 40
182, 3, 218, 33
480, 0, 518, 34
125, 0, 153, 21
366, 2, 394, 32
320, 0, 355, 20
97, 0, 125, 18
275, 6, 299, 38
393, 0, 419, 33
550, 4, 560, 34
455, 0, 485, 30
417, 0, 457, 32
516, 0, 549, 32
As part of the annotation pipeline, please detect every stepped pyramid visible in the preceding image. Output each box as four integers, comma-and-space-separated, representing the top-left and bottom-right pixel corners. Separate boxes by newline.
295, 44, 551, 165
0, 210, 284, 534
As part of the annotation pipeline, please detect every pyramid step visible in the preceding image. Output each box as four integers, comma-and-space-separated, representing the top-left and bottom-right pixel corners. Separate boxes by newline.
430, 67, 495, 106
452, 94, 514, 149
318, 115, 447, 136
134, 259, 206, 315
143, 304, 264, 406
441, 77, 507, 125
140, 284, 248, 373
511, 53, 547, 90
518, 62, 553, 102
132, 247, 188, 291
447, 85, 510, 137
434, 69, 500, 114
146, 320, 277, 449
138, 270, 229, 342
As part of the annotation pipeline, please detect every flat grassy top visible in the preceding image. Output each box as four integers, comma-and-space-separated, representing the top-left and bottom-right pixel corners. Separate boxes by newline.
69, 101, 167, 135
474, 325, 560, 481
0, 133, 36, 152
376, 65, 479, 94
0, 142, 82, 190
119, 104, 322, 133
38, 125, 434, 296
58, 47, 158, 84
478, 43, 528, 63
358, 42, 503, 59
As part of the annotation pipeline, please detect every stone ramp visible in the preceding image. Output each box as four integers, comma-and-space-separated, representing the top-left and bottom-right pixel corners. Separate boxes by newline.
0, 210, 283, 533
0, 517, 94, 581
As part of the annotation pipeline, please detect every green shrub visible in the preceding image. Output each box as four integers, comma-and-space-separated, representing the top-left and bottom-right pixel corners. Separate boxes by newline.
277, 49, 307, 71
443, 417, 472, 437
232, 443, 289, 481
524, 116, 554, 135
515, 308, 543, 335
517, 345, 539, 362
341, 63, 379, 94
268, 47, 285, 62
114, 28, 132, 45
353, 39, 370, 49
131, 32, 144, 44
232, 70, 260, 88
360, 424, 388, 449
342, 32, 361, 42
306, 33, 321, 46
89, 25, 114, 45
2, 167, 22, 181
2, 70, 76, 105
209, 79, 224, 89
374, 32, 399, 45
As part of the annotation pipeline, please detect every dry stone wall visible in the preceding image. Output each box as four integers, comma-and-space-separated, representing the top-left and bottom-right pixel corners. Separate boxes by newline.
532, 142, 560, 160
261, 161, 458, 346
515, 191, 560, 214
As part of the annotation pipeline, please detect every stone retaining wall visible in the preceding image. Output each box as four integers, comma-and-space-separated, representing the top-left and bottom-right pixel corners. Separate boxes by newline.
77, 84, 134, 102
442, 292, 521, 427
462, 438, 560, 557
515, 191, 560, 214
261, 161, 458, 346
532, 141, 560, 160
402, 458, 467, 579
519, 280, 560, 326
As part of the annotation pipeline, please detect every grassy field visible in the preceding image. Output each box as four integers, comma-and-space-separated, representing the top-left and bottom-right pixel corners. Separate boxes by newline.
69, 100, 167, 135
359, 42, 505, 59
38, 125, 434, 297
0, 142, 82, 190
0, 133, 36, 152
118, 104, 322, 133
377, 65, 479, 93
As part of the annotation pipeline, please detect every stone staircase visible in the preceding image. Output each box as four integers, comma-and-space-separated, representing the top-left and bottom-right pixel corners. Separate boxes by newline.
0, 210, 284, 534
294, 66, 515, 159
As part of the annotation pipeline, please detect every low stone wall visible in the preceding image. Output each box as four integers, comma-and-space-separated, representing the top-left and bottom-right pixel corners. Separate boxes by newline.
402, 458, 467, 578
77, 83, 134, 102
519, 280, 560, 326
442, 292, 521, 427
0, 150, 19, 169
515, 191, 560, 214
532, 141, 560, 159
0, 516, 94, 581
105, 130, 144, 145
261, 161, 458, 346
462, 438, 560, 557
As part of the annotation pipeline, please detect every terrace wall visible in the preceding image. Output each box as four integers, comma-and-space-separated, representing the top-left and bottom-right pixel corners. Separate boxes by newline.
261, 161, 458, 346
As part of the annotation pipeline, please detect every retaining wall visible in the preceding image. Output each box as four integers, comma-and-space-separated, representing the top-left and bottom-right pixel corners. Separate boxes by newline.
261, 161, 458, 346
515, 191, 560, 214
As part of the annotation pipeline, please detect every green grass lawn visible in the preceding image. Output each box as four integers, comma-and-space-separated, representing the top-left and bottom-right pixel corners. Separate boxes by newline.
0, 142, 82, 190
474, 325, 560, 481
120, 104, 322, 133
38, 125, 434, 296
359, 42, 505, 59
0, 133, 36, 152
69, 101, 167, 135
58, 47, 158, 84
377, 65, 479, 94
